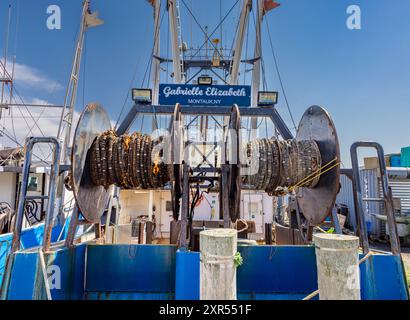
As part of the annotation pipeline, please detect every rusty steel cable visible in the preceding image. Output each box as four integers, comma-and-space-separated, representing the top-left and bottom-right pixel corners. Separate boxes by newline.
243, 138, 322, 195
90, 131, 170, 190
89, 130, 325, 196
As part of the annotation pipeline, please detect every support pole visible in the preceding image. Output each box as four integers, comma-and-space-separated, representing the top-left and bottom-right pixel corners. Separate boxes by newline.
263, 195, 274, 244
179, 164, 190, 249
65, 206, 79, 247
313, 233, 360, 300
168, 0, 184, 83
148, 190, 154, 221
151, 0, 161, 104
200, 229, 237, 300
221, 164, 230, 228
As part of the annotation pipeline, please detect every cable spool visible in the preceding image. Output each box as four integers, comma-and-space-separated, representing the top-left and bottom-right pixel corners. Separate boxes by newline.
242, 138, 322, 193
72, 103, 339, 225
89, 131, 170, 190
241, 106, 340, 225
295, 105, 341, 225
71, 103, 113, 223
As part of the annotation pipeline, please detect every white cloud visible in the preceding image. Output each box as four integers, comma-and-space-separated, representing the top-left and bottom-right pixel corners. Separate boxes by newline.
0, 105, 80, 162
0, 60, 115, 163
2, 59, 63, 93
0, 101, 115, 163
28, 98, 52, 106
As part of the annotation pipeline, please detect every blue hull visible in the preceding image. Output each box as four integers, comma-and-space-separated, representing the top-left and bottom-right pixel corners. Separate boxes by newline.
1, 243, 408, 300
0, 223, 65, 286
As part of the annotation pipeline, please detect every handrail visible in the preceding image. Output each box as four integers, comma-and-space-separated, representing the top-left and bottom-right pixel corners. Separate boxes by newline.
350, 141, 400, 255
11, 137, 61, 253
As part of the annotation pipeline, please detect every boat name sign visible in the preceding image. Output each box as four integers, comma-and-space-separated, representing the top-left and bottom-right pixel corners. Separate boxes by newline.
158, 84, 251, 107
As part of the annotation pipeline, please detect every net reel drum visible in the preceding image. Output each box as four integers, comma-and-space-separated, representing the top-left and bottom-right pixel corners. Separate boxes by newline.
71, 103, 340, 228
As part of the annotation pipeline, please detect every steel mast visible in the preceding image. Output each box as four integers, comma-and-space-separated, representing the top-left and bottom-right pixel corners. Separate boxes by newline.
56, 0, 103, 220
150, 0, 162, 104
229, 0, 252, 85
167, 0, 185, 84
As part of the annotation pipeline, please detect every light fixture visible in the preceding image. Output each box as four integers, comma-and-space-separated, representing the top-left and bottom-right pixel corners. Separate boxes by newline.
258, 91, 278, 107
197, 76, 213, 85
131, 88, 152, 104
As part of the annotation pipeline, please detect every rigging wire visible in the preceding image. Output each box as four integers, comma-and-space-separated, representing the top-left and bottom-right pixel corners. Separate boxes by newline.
243, 12, 250, 84
113, 5, 160, 131
265, 17, 297, 131
142, 6, 167, 88
0, 60, 48, 139
251, 6, 268, 92
0, 77, 50, 160
220, 0, 223, 48
228, 0, 243, 59
9, 0, 20, 144
56, 18, 81, 140
139, 4, 167, 133
0, 2, 60, 162
191, 0, 241, 60
180, 0, 221, 58
0, 125, 48, 164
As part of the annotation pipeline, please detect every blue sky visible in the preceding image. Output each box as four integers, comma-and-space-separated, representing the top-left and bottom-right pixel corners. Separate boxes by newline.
0, 0, 409, 166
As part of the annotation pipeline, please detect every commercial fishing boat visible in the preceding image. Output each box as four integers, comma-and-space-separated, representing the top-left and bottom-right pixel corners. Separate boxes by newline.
0, 0, 408, 300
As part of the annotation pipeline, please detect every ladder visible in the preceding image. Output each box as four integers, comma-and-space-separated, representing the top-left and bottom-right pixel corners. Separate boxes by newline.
11, 137, 61, 253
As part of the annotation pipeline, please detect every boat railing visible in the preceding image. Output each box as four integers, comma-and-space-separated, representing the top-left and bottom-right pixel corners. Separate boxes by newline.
11, 137, 61, 253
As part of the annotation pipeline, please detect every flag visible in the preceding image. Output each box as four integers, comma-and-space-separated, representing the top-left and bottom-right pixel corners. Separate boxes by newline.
264, 0, 280, 14
85, 11, 104, 28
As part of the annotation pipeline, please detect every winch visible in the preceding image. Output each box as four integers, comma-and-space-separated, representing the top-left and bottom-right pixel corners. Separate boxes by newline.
71, 102, 340, 246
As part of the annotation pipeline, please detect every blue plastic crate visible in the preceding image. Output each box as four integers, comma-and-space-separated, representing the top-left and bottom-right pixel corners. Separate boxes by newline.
390, 154, 402, 167
401, 147, 410, 167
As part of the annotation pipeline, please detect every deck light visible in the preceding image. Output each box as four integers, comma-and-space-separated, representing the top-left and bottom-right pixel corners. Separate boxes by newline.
258, 91, 278, 107
198, 76, 213, 86
132, 88, 152, 104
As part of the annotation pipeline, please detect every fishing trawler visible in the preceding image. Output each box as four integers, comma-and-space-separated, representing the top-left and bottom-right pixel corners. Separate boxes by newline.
0, 0, 408, 300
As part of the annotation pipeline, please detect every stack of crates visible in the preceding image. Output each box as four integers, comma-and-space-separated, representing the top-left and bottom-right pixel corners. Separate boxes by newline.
401, 147, 410, 167
390, 154, 402, 167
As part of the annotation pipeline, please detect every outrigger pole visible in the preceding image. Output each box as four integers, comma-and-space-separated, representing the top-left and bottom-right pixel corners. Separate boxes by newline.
57, 0, 103, 163
56, 0, 103, 219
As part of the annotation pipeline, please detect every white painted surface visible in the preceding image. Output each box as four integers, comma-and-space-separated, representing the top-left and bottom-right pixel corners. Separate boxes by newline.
160, 194, 173, 236
0, 173, 17, 208
119, 190, 274, 238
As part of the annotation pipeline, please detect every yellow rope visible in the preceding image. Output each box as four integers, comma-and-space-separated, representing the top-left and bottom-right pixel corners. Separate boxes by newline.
290, 157, 338, 190
295, 157, 337, 186
289, 157, 340, 193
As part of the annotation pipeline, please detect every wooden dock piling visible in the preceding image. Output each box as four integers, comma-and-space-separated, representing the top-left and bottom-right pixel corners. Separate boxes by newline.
314, 233, 360, 300
200, 229, 237, 300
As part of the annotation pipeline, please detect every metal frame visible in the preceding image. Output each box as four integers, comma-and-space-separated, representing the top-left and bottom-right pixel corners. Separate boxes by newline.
116, 103, 293, 139
172, 104, 244, 248
11, 137, 61, 253
350, 141, 401, 255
